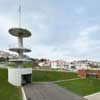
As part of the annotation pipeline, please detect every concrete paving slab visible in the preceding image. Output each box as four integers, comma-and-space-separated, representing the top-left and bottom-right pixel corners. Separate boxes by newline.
23, 83, 87, 100
84, 92, 100, 100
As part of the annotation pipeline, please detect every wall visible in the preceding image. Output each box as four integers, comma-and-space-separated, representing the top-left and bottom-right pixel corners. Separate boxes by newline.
78, 69, 100, 80
78, 70, 87, 78
8, 68, 32, 86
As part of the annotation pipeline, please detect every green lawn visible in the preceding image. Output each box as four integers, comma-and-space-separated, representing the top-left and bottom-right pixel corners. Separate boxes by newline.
0, 69, 22, 100
7, 62, 33, 68
56, 78, 100, 96
32, 70, 78, 82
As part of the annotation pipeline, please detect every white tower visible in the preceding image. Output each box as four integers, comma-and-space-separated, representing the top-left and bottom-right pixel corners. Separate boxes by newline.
8, 28, 32, 87
8, 0, 32, 86
9, 28, 31, 67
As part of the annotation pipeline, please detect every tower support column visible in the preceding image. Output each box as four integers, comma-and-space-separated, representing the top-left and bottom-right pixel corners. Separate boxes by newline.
18, 36, 23, 48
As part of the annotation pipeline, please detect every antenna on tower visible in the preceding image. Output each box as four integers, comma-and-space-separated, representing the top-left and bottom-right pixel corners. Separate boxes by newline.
19, 0, 22, 27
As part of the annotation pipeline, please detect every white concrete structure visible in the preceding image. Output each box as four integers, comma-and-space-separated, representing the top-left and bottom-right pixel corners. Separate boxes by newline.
8, 68, 32, 86
8, 28, 32, 86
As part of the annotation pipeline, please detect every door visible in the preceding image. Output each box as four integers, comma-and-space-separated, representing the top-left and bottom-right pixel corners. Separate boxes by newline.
22, 74, 32, 85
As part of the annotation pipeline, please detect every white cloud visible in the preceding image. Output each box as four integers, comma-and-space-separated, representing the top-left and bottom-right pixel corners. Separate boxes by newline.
67, 26, 100, 58
80, 26, 100, 36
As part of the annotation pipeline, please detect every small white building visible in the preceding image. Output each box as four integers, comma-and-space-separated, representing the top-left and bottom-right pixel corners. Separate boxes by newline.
67, 62, 76, 71
8, 68, 32, 86
51, 60, 68, 69
39, 61, 51, 67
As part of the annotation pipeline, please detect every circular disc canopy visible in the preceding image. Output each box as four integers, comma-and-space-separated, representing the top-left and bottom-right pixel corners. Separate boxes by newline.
9, 27, 31, 37
9, 48, 31, 53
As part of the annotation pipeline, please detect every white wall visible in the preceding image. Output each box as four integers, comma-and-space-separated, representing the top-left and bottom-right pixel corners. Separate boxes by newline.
8, 68, 32, 86
51, 62, 69, 69
51, 62, 58, 69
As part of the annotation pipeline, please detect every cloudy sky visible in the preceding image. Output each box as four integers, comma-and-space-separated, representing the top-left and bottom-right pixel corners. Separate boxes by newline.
0, 0, 100, 61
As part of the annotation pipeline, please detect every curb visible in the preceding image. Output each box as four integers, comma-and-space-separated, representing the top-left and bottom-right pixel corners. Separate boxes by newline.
21, 87, 27, 100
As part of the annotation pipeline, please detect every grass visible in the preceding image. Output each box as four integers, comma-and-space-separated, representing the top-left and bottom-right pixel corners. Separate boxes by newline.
7, 62, 17, 67
0, 69, 22, 100
56, 78, 100, 96
1, 68, 99, 98
32, 70, 78, 82
7, 62, 32, 68
24, 62, 33, 68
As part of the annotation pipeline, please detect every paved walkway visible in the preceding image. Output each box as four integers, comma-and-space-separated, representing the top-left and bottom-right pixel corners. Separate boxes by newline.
84, 92, 100, 100
32, 69, 77, 73
53, 78, 84, 83
23, 83, 87, 100
32, 78, 84, 83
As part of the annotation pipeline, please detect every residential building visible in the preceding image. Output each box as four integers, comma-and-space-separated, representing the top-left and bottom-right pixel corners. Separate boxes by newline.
38, 60, 51, 69
0, 51, 17, 60
50, 60, 68, 69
